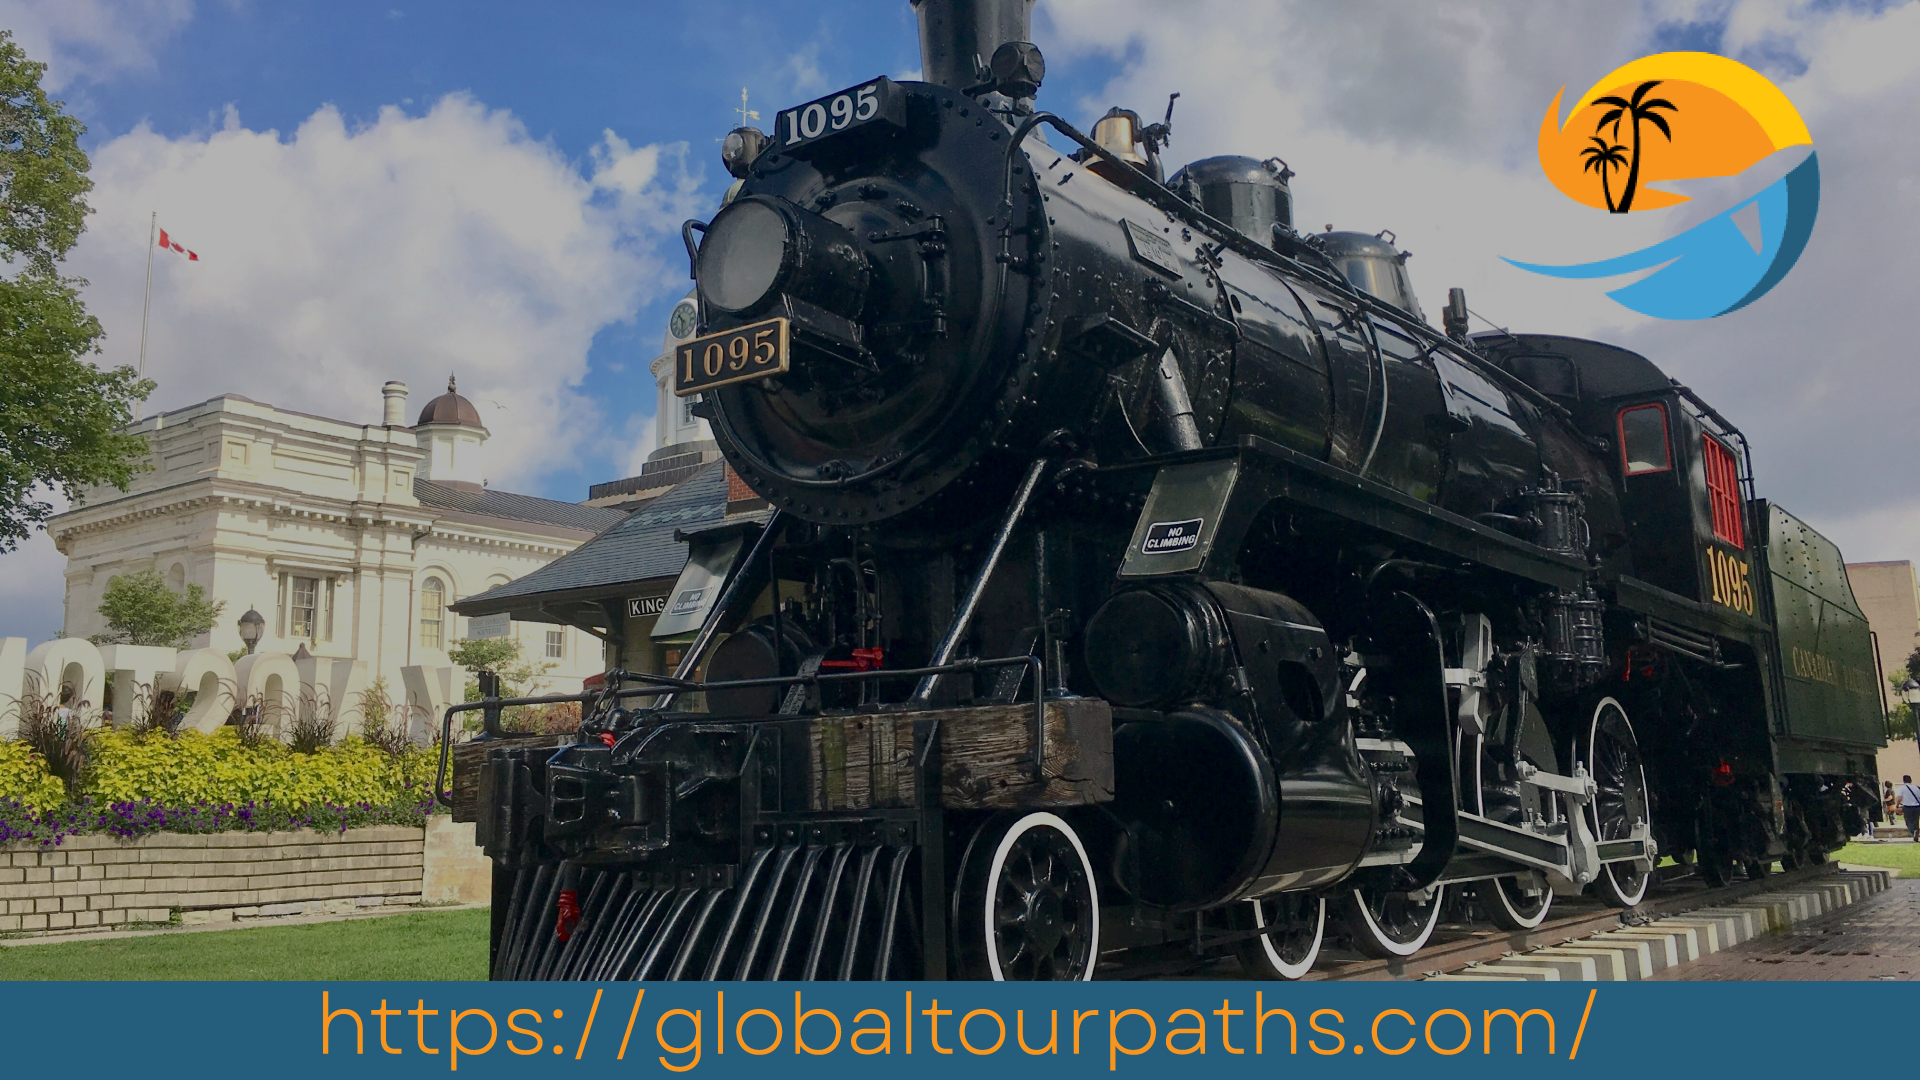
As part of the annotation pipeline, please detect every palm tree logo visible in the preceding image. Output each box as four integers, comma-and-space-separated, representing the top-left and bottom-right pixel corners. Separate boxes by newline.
1590, 80, 1678, 212
1581, 137, 1630, 212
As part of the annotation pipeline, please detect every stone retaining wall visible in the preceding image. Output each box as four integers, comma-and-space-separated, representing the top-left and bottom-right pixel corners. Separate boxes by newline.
0, 816, 491, 932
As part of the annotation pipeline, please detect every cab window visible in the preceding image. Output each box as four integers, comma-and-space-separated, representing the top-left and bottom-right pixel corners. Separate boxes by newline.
1702, 434, 1745, 548
1617, 403, 1671, 475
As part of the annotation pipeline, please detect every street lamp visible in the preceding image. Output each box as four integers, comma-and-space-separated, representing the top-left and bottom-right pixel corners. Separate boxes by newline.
1903, 680, 1920, 753
237, 607, 265, 654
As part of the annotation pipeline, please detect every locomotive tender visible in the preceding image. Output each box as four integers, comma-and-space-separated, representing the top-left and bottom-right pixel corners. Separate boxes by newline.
448, 0, 1885, 980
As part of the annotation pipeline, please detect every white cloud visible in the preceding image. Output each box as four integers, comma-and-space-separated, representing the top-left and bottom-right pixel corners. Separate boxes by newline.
781, 46, 830, 97
0, 0, 194, 91
0, 491, 69, 641
68, 94, 705, 492
1040, 0, 1920, 564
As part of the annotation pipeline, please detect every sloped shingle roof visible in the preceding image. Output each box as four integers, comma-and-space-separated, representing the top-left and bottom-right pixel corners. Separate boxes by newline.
414, 478, 627, 534
448, 461, 727, 612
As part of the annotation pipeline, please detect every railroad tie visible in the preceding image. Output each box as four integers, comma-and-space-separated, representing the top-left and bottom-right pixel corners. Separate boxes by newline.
1419, 866, 1897, 982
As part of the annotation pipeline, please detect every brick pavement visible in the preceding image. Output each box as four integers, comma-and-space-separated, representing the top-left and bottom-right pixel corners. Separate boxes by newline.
1649, 877, 1920, 981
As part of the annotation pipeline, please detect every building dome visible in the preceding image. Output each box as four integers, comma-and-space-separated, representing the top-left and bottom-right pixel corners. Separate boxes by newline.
416, 375, 484, 428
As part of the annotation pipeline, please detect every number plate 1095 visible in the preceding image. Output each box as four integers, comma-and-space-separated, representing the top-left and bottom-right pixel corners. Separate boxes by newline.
675, 318, 789, 396
777, 78, 905, 153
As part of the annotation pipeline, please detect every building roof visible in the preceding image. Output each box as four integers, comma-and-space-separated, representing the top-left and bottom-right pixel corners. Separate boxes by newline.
414, 478, 628, 534
585, 446, 720, 508
449, 461, 728, 615
416, 376, 485, 427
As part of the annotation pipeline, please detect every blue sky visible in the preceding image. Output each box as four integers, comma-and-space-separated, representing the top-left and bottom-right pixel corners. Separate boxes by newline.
3, 0, 1918, 642
42, 0, 1157, 503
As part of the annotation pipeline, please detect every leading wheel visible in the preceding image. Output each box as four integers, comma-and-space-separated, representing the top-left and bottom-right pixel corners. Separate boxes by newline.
953, 812, 1100, 981
1238, 893, 1326, 979
1577, 697, 1651, 907
1483, 875, 1553, 931
1340, 880, 1446, 959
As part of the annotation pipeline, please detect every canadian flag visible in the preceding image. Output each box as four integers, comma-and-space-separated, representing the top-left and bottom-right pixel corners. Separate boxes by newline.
157, 228, 199, 261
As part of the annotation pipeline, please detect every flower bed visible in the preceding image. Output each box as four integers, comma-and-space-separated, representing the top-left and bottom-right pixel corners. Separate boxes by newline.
0, 729, 440, 848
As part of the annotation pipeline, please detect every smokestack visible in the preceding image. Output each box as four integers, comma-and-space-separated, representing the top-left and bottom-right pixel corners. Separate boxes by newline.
382, 380, 409, 427
911, 0, 1037, 92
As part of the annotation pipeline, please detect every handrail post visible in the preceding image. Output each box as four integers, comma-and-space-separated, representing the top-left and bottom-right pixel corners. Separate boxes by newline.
912, 459, 1048, 704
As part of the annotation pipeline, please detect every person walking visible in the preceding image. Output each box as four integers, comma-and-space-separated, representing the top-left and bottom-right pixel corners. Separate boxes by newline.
1900, 776, 1920, 842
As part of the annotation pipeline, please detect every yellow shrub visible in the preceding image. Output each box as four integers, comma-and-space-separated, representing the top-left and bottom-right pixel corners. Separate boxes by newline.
0, 741, 68, 811
81, 729, 438, 809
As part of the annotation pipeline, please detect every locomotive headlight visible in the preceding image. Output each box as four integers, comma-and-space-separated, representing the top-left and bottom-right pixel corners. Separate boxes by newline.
695, 195, 871, 321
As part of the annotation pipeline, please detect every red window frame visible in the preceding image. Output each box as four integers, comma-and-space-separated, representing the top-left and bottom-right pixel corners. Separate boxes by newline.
1702, 434, 1745, 549
1617, 402, 1672, 475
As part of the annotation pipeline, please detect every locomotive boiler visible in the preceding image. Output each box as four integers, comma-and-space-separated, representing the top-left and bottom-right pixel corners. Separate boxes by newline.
445, 0, 1886, 980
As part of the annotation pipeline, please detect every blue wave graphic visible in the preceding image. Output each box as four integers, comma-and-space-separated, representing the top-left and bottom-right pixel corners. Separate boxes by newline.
1505, 152, 1820, 319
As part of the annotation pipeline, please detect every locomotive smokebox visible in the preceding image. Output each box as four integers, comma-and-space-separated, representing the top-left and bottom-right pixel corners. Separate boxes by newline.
912, 0, 1038, 92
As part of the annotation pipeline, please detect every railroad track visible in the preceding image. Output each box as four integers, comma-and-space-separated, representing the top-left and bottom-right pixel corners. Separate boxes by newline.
1104, 862, 1894, 982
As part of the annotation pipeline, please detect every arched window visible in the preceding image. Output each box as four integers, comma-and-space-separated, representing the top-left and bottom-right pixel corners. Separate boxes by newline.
167, 563, 186, 594
420, 577, 446, 650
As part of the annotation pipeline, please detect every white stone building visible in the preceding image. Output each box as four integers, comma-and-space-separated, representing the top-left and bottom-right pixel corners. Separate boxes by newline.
49, 379, 626, 699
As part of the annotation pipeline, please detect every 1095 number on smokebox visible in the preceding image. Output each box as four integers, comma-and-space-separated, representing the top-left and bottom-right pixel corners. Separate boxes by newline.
675, 318, 789, 396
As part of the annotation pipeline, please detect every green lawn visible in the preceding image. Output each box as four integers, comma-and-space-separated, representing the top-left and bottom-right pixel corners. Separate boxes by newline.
0, 908, 489, 980
1835, 840, 1920, 878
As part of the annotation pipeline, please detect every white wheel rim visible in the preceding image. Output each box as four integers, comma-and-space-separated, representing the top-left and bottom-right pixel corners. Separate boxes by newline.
1251, 895, 1325, 979
1351, 884, 1443, 957
1491, 877, 1552, 929
1586, 697, 1650, 906
983, 812, 1100, 982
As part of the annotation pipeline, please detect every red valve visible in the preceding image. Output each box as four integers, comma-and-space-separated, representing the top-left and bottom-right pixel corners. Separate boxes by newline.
599, 731, 617, 747
820, 647, 884, 671
556, 889, 581, 941
1711, 759, 1735, 787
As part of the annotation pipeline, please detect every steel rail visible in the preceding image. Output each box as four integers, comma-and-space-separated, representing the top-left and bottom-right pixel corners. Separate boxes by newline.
1306, 859, 1845, 981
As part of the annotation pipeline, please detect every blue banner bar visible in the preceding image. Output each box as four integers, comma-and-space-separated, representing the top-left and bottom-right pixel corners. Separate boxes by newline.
0, 980, 1884, 1075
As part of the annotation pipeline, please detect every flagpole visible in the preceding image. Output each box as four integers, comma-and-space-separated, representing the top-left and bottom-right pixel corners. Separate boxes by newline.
136, 211, 155, 421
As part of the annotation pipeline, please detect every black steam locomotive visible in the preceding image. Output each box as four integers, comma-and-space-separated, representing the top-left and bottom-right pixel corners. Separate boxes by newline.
447, 0, 1886, 981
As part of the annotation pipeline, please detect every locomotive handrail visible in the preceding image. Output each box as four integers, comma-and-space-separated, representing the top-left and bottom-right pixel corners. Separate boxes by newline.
997, 111, 1585, 434
680, 219, 707, 279
433, 653, 1050, 807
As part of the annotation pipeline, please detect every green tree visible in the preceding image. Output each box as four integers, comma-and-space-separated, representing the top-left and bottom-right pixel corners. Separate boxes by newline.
1580, 136, 1629, 213
1592, 80, 1678, 213
91, 567, 224, 647
0, 30, 152, 551
448, 637, 555, 699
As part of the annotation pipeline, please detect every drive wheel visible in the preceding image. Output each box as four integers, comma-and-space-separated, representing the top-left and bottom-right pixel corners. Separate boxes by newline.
1341, 880, 1445, 959
1238, 893, 1325, 980
1577, 697, 1651, 907
1483, 875, 1553, 931
953, 812, 1099, 981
